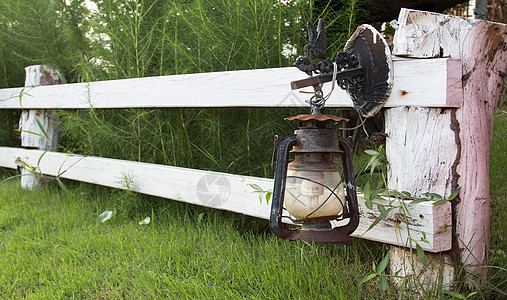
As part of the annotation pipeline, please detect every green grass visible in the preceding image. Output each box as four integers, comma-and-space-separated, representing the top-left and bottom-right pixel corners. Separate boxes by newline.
488, 109, 507, 297
0, 179, 388, 299
490, 109, 506, 251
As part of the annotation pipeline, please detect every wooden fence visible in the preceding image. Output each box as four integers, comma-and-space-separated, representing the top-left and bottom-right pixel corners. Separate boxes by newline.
0, 8, 505, 286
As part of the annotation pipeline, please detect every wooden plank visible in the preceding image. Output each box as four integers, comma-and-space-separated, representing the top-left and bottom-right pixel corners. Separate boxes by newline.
353, 195, 452, 252
0, 59, 461, 110
393, 8, 507, 281
0, 146, 451, 252
389, 58, 462, 108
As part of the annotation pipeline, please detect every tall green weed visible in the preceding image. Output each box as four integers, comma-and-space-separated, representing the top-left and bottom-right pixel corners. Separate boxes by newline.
0, 0, 366, 178
55, 0, 365, 177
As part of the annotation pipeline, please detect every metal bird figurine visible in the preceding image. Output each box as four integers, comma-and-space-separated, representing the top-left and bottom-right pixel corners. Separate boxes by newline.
294, 19, 331, 76
304, 18, 329, 60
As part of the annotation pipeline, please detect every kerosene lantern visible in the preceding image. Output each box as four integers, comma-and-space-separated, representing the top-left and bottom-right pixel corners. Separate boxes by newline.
270, 22, 392, 244
270, 111, 359, 244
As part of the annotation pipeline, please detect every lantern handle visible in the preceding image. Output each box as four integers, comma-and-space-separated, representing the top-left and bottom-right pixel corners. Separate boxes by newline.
337, 137, 360, 235
270, 134, 298, 239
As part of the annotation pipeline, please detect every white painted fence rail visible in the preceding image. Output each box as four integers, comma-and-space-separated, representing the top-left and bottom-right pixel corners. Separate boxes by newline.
0, 146, 451, 252
0, 58, 461, 109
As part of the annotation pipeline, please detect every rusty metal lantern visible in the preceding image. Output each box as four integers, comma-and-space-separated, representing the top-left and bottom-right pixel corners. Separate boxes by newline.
270, 113, 359, 244
269, 22, 392, 244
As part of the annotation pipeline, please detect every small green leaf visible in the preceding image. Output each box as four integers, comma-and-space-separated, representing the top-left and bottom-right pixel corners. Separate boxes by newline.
138, 217, 150, 225
422, 192, 442, 199
370, 188, 379, 201
35, 118, 50, 140
15, 129, 44, 137
248, 183, 263, 192
442, 290, 466, 299
365, 156, 378, 170
36, 150, 49, 170
19, 88, 25, 109
382, 190, 402, 198
363, 182, 371, 200
416, 244, 427, 265
377, 252, 390, 273
448, 187, 461, 200
265, 192, 272, 204
16, 158, 36, 172
377, 204, 386, 217
197, 212, 206, 224
370, 160, 379, 174
402, 191, 412, 197
379, 276, 388, 291
56, 177, 70, 194
98, 210, 113, 223
366, 214, 385, 232
56, 70, 68, 84
359, 273, 377, 285
410, 198, 429, 204
365, 198, 373, 210
56, 177, 75, 218
364, 149, 378, 156
432, 199, 450, 205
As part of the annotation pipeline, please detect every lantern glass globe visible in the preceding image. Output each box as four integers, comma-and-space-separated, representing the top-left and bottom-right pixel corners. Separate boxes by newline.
284, 169, 344, 221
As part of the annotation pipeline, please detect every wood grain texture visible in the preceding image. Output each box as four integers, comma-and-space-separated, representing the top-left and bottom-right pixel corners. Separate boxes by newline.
386, 107, 457, 197
390, 245, 455, 291
0, 146, 451, 252
19, 65, 61, 190
0, 59, 461, 110
393, 8, 507, 280
386, 106, 458, 287
19, 110, 59, 150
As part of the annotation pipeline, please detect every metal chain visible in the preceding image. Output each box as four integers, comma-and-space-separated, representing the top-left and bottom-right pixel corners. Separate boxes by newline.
306, 89, 325, 111
304, 62, 338, 113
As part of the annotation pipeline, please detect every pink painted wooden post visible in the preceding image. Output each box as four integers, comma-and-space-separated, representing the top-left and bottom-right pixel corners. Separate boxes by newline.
390, 8, 507, 285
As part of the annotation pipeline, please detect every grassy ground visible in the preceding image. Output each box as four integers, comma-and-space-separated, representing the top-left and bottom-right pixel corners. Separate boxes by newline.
488, 109, 507, 297
0, 179, 388, 299
0, 109, 504, 299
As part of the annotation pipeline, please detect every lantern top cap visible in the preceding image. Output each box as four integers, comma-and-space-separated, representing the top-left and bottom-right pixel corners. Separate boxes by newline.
284, 114, 349, 123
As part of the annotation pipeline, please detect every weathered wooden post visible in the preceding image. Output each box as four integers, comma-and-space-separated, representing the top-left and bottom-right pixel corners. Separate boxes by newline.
19, 65, 62, 189
387, 8, 507, 287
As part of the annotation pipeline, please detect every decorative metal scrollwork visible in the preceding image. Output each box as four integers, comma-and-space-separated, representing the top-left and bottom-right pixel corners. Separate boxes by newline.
291, 20, 393, 118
